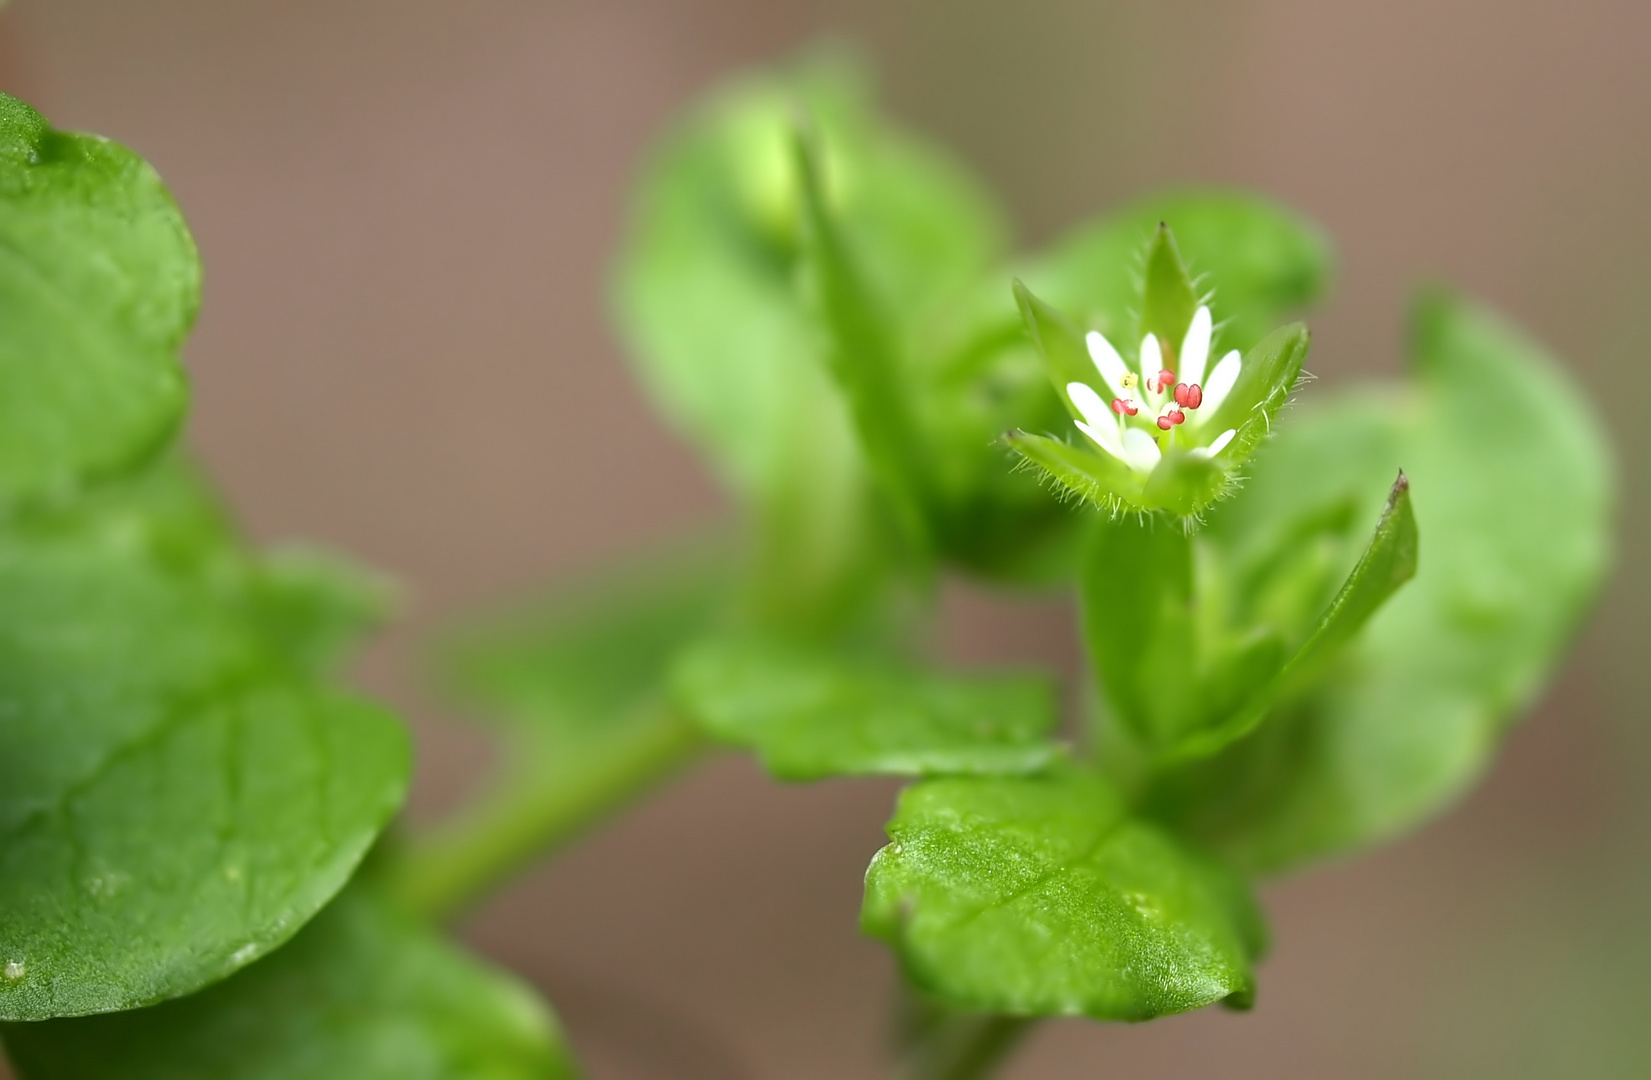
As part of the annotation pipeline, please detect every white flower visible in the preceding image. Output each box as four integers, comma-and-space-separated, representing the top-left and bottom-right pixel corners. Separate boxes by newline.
1065, 304, 1239, 476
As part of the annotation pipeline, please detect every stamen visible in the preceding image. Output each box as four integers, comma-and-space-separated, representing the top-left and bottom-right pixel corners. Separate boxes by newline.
1150, 368, 1176, 394
1110, 397, 1139, 417
1119, 371, 1139, 392
1174, 383, 1203, 409
1155, 408, 1186, 430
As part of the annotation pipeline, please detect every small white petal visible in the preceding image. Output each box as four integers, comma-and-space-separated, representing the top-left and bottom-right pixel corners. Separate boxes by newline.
1085, 332, 1131, 399
1139, 333, 1162, 377
1208, 428, 1237, 455
1199, 350, 1242, 417
1120, 427, 1162, 474
1180, 306, 1212, 386
1076, 419, 1125, 459
1066, 382, 1111, 427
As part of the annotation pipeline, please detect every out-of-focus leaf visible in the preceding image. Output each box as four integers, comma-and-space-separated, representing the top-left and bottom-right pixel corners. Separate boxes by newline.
862, 770, 1262, 1019
1147, 291, 1613, 872
672, 636, 1062, 780
2, 887, 577, 1080
0, 95, 196, 503
246, 546, 399, 676
0, 467, 409, 1020
792, 129, 929, 546
1022, 189, 1332, 357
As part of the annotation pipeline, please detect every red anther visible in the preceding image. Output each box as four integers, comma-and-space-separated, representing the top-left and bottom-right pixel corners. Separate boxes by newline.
1110, 397, 1139, 417
1174, 383, 1203, 409
1152, 369, 1177, 394
1168, 408, 1186, 426
1156, 414, 1174, 430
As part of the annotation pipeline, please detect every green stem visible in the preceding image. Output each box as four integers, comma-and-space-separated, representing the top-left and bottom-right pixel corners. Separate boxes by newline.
903, 1010, 1036, 1080
387, 705, 707, 921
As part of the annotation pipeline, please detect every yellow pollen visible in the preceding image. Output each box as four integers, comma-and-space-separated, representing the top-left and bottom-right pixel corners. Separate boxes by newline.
1119, 371, 1139, 391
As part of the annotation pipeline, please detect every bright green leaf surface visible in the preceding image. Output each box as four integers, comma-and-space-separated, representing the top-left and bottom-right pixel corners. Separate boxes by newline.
2, 888, 576, 1080
863, 770, 1262, 1019
0, 95, 196, 503
0, 466, 409, 1020
1148, 292, 1612, 871
673, 636, 1062, 780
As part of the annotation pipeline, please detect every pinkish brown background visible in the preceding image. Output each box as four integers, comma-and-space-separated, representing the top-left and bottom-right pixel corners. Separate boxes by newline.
3, 1, 1647, 1076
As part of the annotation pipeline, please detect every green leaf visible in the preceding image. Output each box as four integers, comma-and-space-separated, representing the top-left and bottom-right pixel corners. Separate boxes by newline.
1165, 471, 1419, 761
2, 886, 577, 1080
863, 770, 1262, 1019
1146, 292, 1612, 871
792, 127, 929, 547
0, 94, 196, 503
0, 466, 409, 1020
672, 636, 1062, 780
246, 546, 399, 676
613, 56, 1004, 625
611, 53, 1001, 493
1137, 223, 1199, 351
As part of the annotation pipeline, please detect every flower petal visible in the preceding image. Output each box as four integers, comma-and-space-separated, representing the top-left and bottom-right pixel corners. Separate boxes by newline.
1066, 381, 1112, 427
1076, 418, 1125, 460
1180, 305, 1212, 387
1139, 333, 1161, 378
1208, 428, 1237, 455
1085, 331, 1131, 399
1121, 427, 1162, 474
1199, 350, 1242, 417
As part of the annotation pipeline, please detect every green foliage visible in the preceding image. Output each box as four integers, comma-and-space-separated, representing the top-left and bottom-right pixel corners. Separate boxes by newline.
0, 462, 409, 1020
0, 95, 196, 505
1085, 472, 1417, 762
1145, 292, 1612, 871
863, 770, 1262, 1020
2, 887, 578, 1080
673, 635, 1062, 780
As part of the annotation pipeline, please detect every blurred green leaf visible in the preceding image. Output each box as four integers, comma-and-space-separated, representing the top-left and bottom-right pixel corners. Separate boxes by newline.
1022, 189, 1332, 356
0, 465, 409, 1020
0, 95, 196, 504
246, 546, 399, 676
862, 770, 1262, 1019
1147, 291, 1612, 871
672, 635, 1062, 780
612, 55, 1005, 622
2, 886, 577, 1080
792, 127, 929, 547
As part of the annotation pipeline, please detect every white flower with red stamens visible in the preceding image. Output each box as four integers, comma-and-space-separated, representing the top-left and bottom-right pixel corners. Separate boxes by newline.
1065, 304, 1239, 476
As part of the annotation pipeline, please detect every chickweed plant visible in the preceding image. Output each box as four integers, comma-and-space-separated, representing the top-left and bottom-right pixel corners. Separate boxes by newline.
0, 51, 1612, 1080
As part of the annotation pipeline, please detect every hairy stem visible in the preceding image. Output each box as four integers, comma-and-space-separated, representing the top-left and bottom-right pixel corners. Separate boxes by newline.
387, 705, 707, 921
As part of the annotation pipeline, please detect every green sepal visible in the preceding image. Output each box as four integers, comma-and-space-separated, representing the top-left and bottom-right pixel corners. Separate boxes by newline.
1001, 429, 1141, 511
1205, 321, 1312, 447
1138, 223, 1200, 353
862, 769, 1263, 1020
673, 635, 1063, 780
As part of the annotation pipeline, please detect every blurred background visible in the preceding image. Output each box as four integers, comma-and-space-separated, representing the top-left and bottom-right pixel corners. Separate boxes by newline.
2, 0, 1646, 1076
